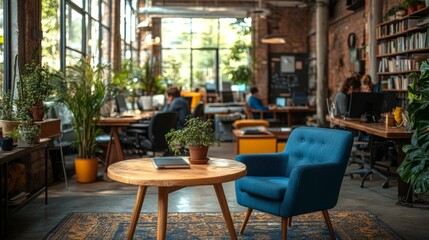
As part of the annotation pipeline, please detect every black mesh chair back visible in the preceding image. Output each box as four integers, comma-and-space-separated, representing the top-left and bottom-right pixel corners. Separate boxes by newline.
143, 112, 179, 154
192, 101, 205, 118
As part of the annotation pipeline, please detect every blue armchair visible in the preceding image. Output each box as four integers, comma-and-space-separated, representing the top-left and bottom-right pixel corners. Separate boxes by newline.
235, 127, 353, 239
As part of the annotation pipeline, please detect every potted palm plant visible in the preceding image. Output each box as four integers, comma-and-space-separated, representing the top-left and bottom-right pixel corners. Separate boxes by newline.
55, 58, 108, 183
397, 61, 429, 197
165, 117, 221, 164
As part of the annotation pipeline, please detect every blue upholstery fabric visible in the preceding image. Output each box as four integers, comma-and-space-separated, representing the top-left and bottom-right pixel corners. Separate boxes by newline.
235, 127, 353, 218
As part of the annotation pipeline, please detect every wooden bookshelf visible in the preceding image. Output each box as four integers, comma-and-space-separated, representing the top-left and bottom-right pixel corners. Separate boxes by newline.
377, 7, 429, 92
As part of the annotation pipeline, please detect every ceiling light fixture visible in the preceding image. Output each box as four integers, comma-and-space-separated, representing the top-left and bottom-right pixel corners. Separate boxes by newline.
261, 34, 287, 44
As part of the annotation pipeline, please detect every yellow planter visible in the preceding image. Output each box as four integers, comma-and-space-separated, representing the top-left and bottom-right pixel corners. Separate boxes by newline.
74, 158, 99, 183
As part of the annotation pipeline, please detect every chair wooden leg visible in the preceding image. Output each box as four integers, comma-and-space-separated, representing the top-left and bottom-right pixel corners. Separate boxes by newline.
288, 216, 292, 227
322, 210, 336, 240
240, 208, 253, 234
281, 217, 288, 240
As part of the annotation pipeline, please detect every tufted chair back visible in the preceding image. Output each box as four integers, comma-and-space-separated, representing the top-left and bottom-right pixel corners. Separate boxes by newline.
235, 127, 353, 239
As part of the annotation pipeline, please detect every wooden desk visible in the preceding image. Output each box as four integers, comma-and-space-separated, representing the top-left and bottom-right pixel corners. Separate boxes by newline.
233, 127, 292, 154
108, 158, 246, 240
327, 116, 413, 202
98, 112, 153, 171
250, 106, 316, 127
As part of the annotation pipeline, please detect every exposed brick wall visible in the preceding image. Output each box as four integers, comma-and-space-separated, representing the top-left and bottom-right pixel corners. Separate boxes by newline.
326, 1, 366, 98
253, 7, 308, 104
306, 0, 403, 98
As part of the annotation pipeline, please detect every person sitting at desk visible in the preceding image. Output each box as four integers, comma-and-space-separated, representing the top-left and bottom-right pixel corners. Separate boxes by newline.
334, 76, 361, 117
360, 74, 372, 93
163, 86, 190, 129
248, 87, 273, 119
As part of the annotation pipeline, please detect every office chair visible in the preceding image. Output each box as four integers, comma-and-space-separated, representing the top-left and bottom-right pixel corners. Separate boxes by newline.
235, 127, 353, 239
192, 101, 205, 119
140, 112, 179, 156
233, 119, 270, 129
346, 134, 390, 188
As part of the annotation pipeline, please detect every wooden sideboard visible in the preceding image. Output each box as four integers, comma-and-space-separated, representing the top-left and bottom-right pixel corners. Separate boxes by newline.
0, 140, 49, 238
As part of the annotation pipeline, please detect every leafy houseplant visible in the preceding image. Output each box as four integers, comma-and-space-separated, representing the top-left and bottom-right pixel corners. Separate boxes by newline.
402, 0, 420, 14
55, 58, 108, 182
397, 61, 429, 196
17, 119, 41, 147
165, 117, 221, 164
19, 62, 56, 121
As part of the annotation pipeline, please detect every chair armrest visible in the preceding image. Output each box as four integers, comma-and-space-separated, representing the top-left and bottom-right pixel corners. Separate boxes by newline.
235, 153, 288, 176
281, 163, 345, 216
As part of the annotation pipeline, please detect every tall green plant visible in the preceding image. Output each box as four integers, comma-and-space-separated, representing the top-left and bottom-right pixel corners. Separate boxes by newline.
55, 58, 107, 158
398, 61, 429, 195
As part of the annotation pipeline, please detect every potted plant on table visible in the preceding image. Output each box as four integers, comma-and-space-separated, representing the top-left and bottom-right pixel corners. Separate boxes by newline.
19, 62, 56, 121
55, 57, 108, 183
165, 117, 221, 164
17, 118, 41, 147
397, 61, 429, 198
0, 90, 20, 138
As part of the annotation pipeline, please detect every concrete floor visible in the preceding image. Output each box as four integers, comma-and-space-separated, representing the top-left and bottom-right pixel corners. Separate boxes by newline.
5, 142, 429, 240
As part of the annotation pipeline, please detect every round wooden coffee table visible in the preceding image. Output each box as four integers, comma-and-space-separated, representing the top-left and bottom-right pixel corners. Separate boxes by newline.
108, 158, 246, 240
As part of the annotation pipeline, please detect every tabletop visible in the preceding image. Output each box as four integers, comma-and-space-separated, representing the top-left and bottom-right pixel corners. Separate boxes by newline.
327, 116, 412, 139
97, 111, 154, 126
108, 158, 246, 187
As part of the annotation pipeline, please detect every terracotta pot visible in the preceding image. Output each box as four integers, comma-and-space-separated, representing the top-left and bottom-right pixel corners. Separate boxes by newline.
188, 146, 209, 164
74, 158, 99, 183
416, 4, 425, 10
407, 7, 416, 15
31, 104, 44, 121
0, 120, 20, 138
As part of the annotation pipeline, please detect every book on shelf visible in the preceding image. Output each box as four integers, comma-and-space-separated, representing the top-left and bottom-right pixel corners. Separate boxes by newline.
382, 75, 410, 91
152, 157, 190, 169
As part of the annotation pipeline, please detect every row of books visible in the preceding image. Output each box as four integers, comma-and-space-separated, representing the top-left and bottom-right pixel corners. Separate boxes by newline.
378, 56, 421, 73
381, 75, 411, 91
376, 18, 420, 38
377, 29, 429, 55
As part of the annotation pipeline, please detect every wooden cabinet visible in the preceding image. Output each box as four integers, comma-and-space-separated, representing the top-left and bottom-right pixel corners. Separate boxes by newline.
376, 7, 429, 92
0, 141, 48, 238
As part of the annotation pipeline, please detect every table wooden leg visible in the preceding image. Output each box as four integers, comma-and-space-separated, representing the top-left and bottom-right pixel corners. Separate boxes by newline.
157, 187, 169, 240
214, 183, 237, 240
104, 127, 124, 173
128, 186, 147, 240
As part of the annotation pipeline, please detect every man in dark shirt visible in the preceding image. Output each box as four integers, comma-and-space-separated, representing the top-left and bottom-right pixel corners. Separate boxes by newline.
163, 86, 191, 129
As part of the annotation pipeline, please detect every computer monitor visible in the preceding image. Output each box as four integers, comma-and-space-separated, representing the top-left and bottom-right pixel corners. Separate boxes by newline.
116, 95, 128, 113
348, 92, 384, 120
292, 90, 308, 106
276, 97, 287, 107
382, 92, 399, 113
220, 91, 234, 103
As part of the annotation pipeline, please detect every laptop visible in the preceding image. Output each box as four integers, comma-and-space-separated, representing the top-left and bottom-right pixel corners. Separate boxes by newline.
276, 97, 287, 107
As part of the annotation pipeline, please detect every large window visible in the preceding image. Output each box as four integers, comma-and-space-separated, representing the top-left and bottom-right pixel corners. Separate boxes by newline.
121, 0, 138, 64
0, 1, 5, 90
42, 0, 112, 71
161, 18, 251, 91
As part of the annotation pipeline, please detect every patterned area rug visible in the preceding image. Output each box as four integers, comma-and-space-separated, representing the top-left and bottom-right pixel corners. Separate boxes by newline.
43, 210, 401, 239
